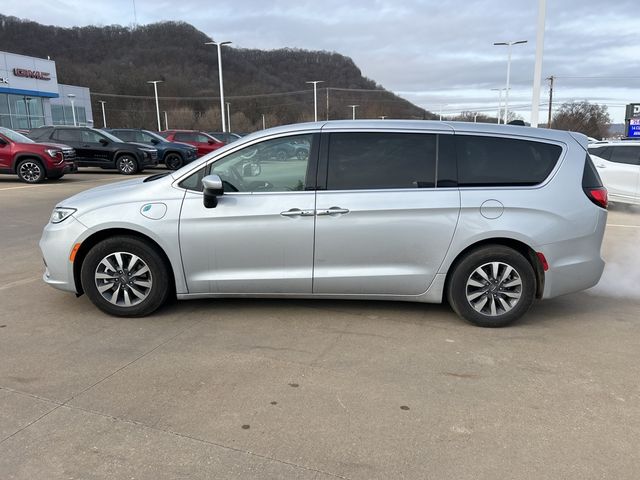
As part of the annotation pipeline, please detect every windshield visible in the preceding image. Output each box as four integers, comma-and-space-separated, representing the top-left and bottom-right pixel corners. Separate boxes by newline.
100, 129, 127, 143
0, 127, 34, 144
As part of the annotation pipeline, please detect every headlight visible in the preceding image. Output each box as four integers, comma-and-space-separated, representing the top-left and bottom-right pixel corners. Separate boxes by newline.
45, 148, 61, 158
50, 207, 76, 224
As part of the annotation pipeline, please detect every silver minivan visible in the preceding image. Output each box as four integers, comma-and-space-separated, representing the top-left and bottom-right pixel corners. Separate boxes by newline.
40, 121, 608, 327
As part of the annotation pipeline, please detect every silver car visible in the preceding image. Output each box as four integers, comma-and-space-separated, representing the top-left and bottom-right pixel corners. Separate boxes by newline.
40, 121, 608, 327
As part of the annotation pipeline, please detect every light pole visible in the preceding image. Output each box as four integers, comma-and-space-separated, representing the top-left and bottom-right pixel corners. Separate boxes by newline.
494, 40, 527, 124
226, 102, 231, 132
163, 111, 169, 130
491, 88, 505, 124
147, 80, 163, 131
306, 80, 324, 122
379, 116, 387, 120
348, 104, 359, 120
24, 97, 32, 129
530, 0, 547, 127
67, 93, 77, 126
205, 40, 232, 132
262, 113, 266, 130
98, 100, 107, 128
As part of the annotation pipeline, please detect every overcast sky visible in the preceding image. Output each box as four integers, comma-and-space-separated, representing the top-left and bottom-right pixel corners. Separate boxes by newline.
4, 0, 638, 122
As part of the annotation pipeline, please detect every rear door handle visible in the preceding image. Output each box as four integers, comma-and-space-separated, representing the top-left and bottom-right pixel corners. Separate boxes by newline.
280, 208, 315, 217
596, 164, 605, 169
316, 207, 350, 216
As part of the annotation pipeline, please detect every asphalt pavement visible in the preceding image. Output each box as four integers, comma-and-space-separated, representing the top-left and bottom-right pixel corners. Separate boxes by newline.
1, 170, 639, 479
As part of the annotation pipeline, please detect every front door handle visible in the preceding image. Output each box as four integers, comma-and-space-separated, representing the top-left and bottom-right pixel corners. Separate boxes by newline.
281, 208, 315, 217
596, 164, 605, 169
316, 207, 350, 216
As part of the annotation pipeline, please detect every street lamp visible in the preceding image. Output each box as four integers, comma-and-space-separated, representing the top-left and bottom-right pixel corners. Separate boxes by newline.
147, 80, 163, 131
98, 100, 107, 128
531, 0, 547, 127
205, 40, 232, 132
490, 87, 507, 124
226, 102, 231, 132
306, 80, 324, 122
348, 104, 359, 120
494, 39, 527, 124
67, 93, 77, 126
163, 111, 169, 130
262, 113, 266, 130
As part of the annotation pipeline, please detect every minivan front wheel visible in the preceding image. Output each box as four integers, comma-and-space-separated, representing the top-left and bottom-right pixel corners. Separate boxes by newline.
81, 236, 170, 317
447, 245, 535, 327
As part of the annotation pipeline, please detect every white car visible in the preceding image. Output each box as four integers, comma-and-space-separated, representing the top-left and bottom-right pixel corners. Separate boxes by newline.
588, 142, 640, 205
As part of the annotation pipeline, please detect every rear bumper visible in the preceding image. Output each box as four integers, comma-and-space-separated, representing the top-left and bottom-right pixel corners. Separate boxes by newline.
540, 209, 607, 299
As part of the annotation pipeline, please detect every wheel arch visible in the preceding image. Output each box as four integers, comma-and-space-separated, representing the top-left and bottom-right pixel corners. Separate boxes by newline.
12, 153, 46, 173
73, 228, 177, 297
444, 237, 545, 300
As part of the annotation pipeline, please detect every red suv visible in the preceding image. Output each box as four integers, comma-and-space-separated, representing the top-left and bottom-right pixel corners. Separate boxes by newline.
0, 127, 76, 183
159, 130, 225, 157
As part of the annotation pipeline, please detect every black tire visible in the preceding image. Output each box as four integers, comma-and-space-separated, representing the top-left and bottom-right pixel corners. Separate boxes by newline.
116, 154, 139, 175
164, 152, 184, 170
80, 236, 170, 317
47, 172, 65, 180
16, 158, 46, 184
446, 245, 535, 328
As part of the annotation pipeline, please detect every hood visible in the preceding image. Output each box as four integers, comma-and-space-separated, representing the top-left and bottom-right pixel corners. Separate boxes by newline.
37, 142, 74, 150
128, 142, 156, 151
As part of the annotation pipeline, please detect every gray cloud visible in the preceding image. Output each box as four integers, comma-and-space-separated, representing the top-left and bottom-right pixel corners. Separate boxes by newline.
3, 0, 637, 121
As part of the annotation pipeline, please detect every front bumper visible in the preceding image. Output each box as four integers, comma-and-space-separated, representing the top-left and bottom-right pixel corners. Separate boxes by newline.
40, 216, 88, 293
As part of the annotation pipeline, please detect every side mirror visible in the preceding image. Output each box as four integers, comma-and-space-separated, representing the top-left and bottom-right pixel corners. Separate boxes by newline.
207, 139, 215, 145
242, 161, 261, 177
0, 138, 7, 146
202, 174, 224, 208
150, 138, 159, 145
99, 138, 109, 146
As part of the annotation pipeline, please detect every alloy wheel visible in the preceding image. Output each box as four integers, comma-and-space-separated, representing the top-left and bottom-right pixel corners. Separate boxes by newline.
94, 252, 153, 307
118, 157, 136, 174
465, 261, 522, 317
19, 161, 42, 183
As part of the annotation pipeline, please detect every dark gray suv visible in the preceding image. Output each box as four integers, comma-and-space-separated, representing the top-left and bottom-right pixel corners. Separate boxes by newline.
28, 126, 158, 175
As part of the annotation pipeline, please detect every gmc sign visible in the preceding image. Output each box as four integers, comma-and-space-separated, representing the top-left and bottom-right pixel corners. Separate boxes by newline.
12, 68, 51, 81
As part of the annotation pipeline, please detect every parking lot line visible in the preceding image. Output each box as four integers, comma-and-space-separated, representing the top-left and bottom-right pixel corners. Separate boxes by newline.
0, 177, 125, 192
606, 224, 640, 228
0, 277, 41, 292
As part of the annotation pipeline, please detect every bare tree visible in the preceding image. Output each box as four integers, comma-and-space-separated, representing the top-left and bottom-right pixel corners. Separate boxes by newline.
552, 101, 610, 139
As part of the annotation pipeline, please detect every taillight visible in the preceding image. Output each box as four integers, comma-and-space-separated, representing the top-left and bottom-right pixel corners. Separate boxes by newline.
584, 187, 608, 209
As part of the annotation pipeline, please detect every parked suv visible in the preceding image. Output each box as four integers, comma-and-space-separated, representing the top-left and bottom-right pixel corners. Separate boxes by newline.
588, 141, 640, 205
159, 130, 225, 157
0, 127, 76, 183
208, 132, 242, 144
106, 128, 198, 170
40, 121, 607, 327
28, 126, 158, 175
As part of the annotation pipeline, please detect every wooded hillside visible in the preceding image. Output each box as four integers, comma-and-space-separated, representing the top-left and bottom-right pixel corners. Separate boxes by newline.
0, 15, 435, 130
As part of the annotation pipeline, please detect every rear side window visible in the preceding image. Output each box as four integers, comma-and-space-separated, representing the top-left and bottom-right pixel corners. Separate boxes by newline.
175, 132, 196, 142
326, 132, 436, 190
53, 129, 81, 143
609, 146, 640, 165
588, 146, 611, 160
113, 130, 135, 142
456, 135, 562, 187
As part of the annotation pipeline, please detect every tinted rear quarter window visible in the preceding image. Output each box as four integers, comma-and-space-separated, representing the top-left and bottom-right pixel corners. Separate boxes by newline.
609, 146, 640, 165
326, 132, 436, 190
456, 135, 562, 186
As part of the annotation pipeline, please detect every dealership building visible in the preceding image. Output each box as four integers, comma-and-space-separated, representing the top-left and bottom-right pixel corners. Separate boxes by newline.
0, 51, 93, 129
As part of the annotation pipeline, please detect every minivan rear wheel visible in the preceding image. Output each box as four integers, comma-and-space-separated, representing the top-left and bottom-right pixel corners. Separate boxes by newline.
447, 245, 535, 327
80, 236, 170, 317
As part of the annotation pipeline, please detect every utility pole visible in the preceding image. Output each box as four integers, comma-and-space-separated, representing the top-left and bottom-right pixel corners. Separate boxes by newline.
547, 75, 554, 128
